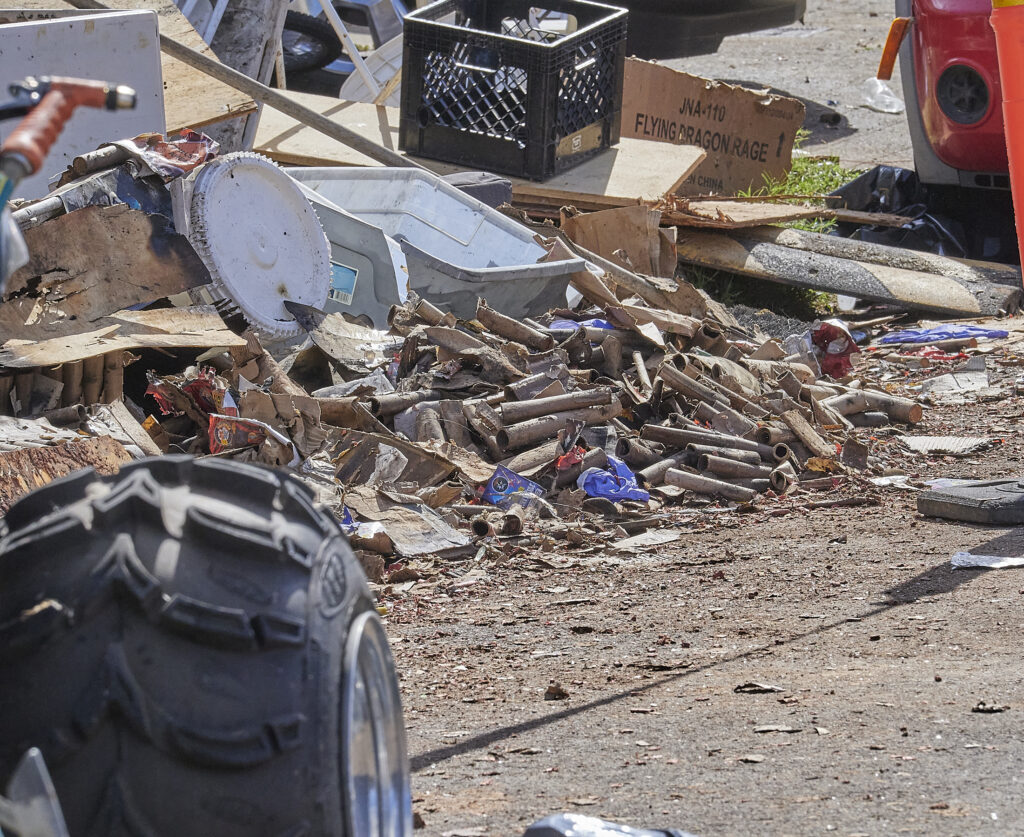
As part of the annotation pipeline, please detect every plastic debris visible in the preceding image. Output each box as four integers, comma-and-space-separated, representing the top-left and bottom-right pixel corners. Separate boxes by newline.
880, 325, 1010, 344
481, 465, 545, 509
577, 455, 650, 503
862, 77, 905, 113
951, 552, 1024, 570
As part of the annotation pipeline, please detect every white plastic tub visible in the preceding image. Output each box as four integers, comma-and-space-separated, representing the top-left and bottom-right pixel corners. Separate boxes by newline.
286, 166, 585, 320
294, 186, 408, 329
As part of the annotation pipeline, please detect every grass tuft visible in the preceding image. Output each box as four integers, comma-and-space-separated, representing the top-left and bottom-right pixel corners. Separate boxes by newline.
694, 132, 866, 318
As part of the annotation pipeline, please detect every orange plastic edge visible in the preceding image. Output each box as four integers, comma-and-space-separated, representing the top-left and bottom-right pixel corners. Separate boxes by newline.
877, 17, 912, 81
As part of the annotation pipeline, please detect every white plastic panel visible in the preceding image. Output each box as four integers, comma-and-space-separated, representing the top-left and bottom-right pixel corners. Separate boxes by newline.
0, 9, 166, 199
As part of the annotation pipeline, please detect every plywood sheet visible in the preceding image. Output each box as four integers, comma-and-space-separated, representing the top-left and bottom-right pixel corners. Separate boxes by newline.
2, 204, 210, 336
0, 306, 246, 367
254, 91, 706, 201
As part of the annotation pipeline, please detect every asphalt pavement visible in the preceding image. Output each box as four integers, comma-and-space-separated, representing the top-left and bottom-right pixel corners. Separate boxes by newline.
666, 0, 915, 172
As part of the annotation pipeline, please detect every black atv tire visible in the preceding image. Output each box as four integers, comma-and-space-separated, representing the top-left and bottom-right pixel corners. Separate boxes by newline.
0, 455, 408, 837
282, 11, 343, 75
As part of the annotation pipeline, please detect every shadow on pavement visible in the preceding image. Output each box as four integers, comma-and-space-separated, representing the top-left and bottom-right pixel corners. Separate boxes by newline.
409, 558, 977, 772
720, 80, 856, 150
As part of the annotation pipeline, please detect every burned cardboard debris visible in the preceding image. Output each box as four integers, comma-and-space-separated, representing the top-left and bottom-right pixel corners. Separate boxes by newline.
0, 433, 131, 514
0, 128, 951, 566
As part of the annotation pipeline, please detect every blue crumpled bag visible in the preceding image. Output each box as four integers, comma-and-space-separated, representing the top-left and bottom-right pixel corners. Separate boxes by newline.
576, 455, 649, 503
550, 318, 615, 331
880, 325, 1009, 344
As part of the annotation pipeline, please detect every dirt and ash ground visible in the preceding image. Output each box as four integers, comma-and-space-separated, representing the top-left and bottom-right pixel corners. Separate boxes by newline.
384, 328, 1024, 837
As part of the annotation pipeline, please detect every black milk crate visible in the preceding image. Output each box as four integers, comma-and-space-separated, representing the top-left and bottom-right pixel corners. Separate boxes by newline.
399, 0, 628, 181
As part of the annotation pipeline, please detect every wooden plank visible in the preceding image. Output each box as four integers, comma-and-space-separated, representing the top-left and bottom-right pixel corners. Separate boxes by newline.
104, 400, 164, 457
741, 225, 1024, 289
0, 306, 246, 367
781, 410, 835, 461
254, 91, 706, 200
676, 229, 1023, 318
14, 0, 256, 132
660, 198, 827, 229
1, 204, 210, 338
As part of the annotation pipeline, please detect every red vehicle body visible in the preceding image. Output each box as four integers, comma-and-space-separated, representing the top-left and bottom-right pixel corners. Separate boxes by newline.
897, 0, 1011, 189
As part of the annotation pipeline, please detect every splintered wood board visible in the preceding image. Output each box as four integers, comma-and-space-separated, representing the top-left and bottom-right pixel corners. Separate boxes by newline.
7, 0, 256, 132
661, 199, 828, 229
254, 91, 706, 201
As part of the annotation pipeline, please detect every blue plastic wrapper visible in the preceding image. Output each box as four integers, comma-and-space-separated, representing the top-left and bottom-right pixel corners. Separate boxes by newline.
338, 505, 358, 536
577, 455, 649, 503
550, 318, 615, 331
481, 465, 545, 509
880, 325, 1009, 344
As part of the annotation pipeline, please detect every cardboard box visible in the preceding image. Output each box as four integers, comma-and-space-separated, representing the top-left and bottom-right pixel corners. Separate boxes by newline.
621, 59, 806, 196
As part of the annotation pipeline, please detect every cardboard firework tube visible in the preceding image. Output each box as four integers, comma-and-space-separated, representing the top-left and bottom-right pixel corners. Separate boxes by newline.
711, 380, 769, 420
781, 410, 835, 461
465, 392, 506, 408
0, 376, 12, 416
497, 402, 623, 450
505, 372, 564, 401
842, 390, 923, 424
633, 351, 653, 392
316, 396, 362, 427
710, 359, 760, 396
370, 389, 444, 418
641, 423, 765, 455
636, 452, 691, 487
13, 372, 33, 416
755, 424, 797, 445
413, 297, 448, 325
698, 454, 774, 480
710, 404, 758, 437
616, 438, 665, 470
414, 407, 446, 443
502, 439, 561, 474
848, 411, 890, 428
894, 337, 976, 352
42, 404, 88, 426
664, 468, 758, 502
772, 443, 793, 463
819, 391, 871, 416
769, 468, 798, 493
39, 365, 63, 383
692, 401, 720, 424
476, 300, 554, 351
554, 447, 610, 488
686, 444, 762, 466
500, 389, 615, 425
471, 515, 497, 538
657, 362, 729, 408
82, 355, 104, 405
776, 370, 803, 399
61, 360, 84, 407
688, 323, 731, 356
102, 351, 123, 402
732, 478, 770, 492
500, 505, 526, 536
803, 382, 842, 401
591, 335, 623, 380
820, 389, 922, 423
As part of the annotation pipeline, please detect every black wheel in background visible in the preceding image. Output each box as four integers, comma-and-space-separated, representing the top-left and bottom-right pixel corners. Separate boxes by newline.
283, 11, 343, 75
